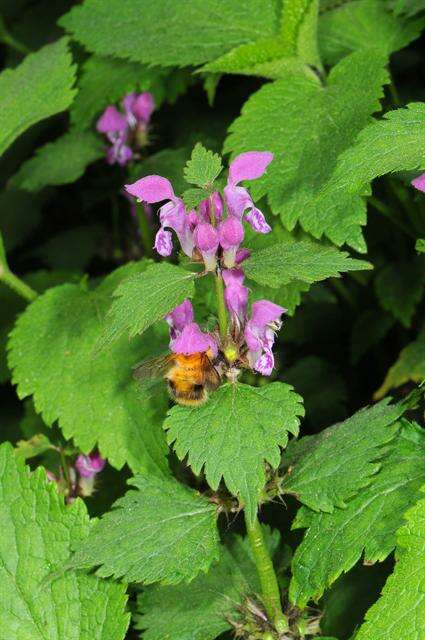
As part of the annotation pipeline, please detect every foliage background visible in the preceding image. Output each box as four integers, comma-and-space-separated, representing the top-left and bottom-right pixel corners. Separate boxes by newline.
1, 1, 425, 639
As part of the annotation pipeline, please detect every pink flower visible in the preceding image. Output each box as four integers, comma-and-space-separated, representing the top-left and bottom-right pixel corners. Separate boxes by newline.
224, 151, 273, 234
244, 300, 286, 376
166, 299, 194, 344
412, 173, 425, 192
123, 92, 155, 124
222, 269, 248, 323
219, 217, 245, 268
125, 175, 194, 257
171, 322, 218, 357
75, 453, 106, 479
96, 92, 155, 166
194, 223, 219, 271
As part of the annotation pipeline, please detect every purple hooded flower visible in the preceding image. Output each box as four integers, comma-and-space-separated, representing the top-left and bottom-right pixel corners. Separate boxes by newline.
244, 300, 286, 376
219, 217, 245, 268
166, 299, 194, 344
224, 151, 273, 234
125, 175, 194, 257
97, 106, 133, 166
412, 173, 425, 192
97, 92, 155, 166
171, 322, 218, 357
123, 92, 155, 125
222, 269, 249, 323
75, 453, 106, 479
194, 223, 219, 271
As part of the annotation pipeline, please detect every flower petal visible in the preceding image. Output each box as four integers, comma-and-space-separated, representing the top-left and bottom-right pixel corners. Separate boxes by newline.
194, 223, 219, 252
166, 300, 194, 338
224, 185, 252, 219
125, 175, 175, 203
228, 151, 274, 186
154, 228, 173, 256
171, 323, 216, 355
76, 453, 106, 479
218, 217, 244, 250
132, 92, 155, 122
245, 207, 271, 234
254, 349, 275, 376
412, 172, 425, 192
97, 105, 127, 134
251, 300, 286, 328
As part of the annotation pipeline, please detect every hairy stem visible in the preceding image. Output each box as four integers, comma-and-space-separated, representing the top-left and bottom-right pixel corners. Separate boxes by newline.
0, 268, 37, 302
214, 271, 228, 341
245, 513, 289, 632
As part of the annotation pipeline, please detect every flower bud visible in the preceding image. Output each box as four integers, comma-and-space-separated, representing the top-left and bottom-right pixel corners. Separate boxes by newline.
193, 223, 219, 271
219, 218, 244, 268
76, 453, 106, 479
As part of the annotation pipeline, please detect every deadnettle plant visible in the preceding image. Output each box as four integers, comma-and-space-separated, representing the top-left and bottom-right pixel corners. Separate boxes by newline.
97, 92, 155, 166
126, 150, 286, 378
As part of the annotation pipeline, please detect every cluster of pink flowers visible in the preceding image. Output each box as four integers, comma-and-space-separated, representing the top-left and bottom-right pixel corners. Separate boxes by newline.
97, 92, 155, 166
126, 151, 286, 377
47, 451, 106, 500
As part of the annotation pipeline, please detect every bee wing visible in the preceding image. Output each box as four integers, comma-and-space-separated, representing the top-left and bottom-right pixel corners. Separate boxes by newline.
133, 353, 173, 383
203, 353, 222, 390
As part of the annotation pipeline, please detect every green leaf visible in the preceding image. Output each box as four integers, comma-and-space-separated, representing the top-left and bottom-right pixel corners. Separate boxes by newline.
11, 131, 104, 191
0, 38, 76, 156
201, 0, 321, 77
99, 262, 195, 349
244, 240, 372, 287
355, 488, 425, 640
182, 187, 208, 209
7, 262, 170, 474
0, 442, 129, 639
225, 50, 389, 251
14, 433, 53, 460
0, 270, 80, 383
164, 382, 304, 525
323, 103, 425, 200
281, 396, 410, 512
183, 143, 223, 188
318, 0, 424, 65
375, 258, 425, 327
290, 422, 425, 606
70, 474, 219, 584
392, 0, 425, 16
136, 533, 276, 640
416, 238, 425, 253
374, 330, 425, 399
60, 0, 280, 67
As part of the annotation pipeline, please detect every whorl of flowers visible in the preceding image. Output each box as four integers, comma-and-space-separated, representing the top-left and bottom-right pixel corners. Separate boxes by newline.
125, 151, 286, 377
96, 92, 155, 166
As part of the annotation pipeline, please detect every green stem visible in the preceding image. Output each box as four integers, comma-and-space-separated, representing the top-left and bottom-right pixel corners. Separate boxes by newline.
59, 449, 72, 497
135, 202, 153, 258
245, 514, 289, 632
214, 271, 228, 342
0, 268, 37, 302
0, 16, 31, 55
